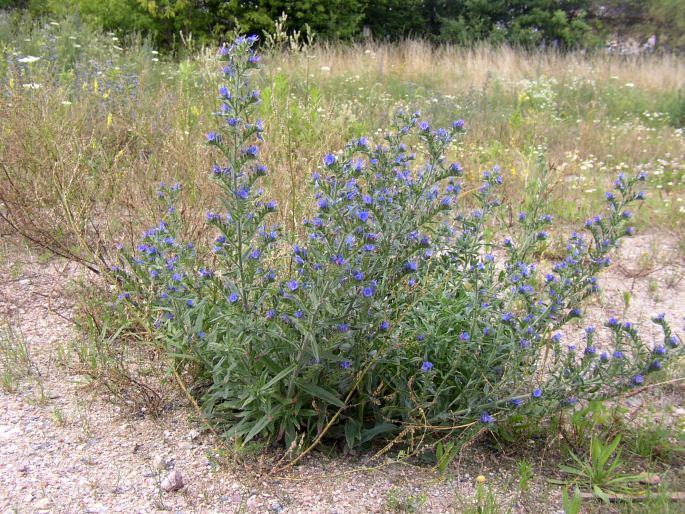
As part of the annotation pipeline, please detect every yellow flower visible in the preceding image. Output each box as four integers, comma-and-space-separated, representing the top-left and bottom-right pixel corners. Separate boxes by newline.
476, 475, 486, 484
93, 79, 99, 93
107, 113, 113, 128
9, 78, 14, 89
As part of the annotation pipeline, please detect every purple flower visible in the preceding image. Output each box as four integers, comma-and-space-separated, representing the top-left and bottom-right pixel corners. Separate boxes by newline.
510, 398, 523, 407
380, 320, 390, 331
338, 323, 349, 333
358, 210, 370, 223
405, 261, 418, 272
323, 153, 336, 167
186, 299, 195, 307
362, 286, 374, 298
228, 293, 239, 303
480, 412, 494, 424
460, 331, 470, 341
206, 132, 220, 143
632, 374, 644, 385
287, 280, 299, 291
340, 360, 351, 369
421, 361, 433, 372
249, 248, 262, 260
532, 388, 542, 398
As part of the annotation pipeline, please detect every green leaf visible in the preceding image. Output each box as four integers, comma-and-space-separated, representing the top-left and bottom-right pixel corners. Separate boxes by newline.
344, 418, 361, 449
295, 380, 346, 408
244, 414, 273, 444
360, 423, 398, 443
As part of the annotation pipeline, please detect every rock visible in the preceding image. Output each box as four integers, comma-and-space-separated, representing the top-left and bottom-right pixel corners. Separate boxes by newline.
16, 463, 29, 473
152, 454, 169, 470
85, 503, 107, 513
188, 429, 201, 440
269, 501, 284, 512
34, 498, 50, 510
161, 470, 184, 492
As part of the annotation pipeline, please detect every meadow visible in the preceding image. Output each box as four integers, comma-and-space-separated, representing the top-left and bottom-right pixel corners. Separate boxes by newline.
1, 13, 685, 514
1, 15, 684, 266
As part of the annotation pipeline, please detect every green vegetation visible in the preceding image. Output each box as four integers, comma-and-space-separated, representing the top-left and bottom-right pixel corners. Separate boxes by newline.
5, 0, 685, 50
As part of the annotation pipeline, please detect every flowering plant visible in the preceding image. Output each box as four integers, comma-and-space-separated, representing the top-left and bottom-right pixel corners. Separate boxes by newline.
112, 37, 683, 454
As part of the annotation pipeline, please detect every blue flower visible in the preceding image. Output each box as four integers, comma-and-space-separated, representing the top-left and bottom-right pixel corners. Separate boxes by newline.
228, 293, 239, 303
358, 210, 370, 223
632, 374, 644, 385
340, 360, 351, 369
510, 398, 523, 407
287, 280, 299, 291
249, 248, 262, 260
460, 331, 470, 341
186, 299, 195, 308
405, 261, 418, 272
380, 320, 390, 331
206, 132, 220, 143
338, 323, 349, 333
294, 310, 304, 319
362, 286, 375, 298
480, 412, 494, 424
420, 361, 433, 372
323, 153, 336, 167
532, 388, 542, 398
612, 350, 624, 359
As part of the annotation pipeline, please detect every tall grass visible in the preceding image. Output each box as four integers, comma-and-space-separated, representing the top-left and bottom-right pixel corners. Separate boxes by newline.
1, 15, 684, 271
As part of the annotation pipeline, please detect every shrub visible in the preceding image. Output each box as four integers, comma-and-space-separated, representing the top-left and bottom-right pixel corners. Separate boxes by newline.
112, 37, 683, 456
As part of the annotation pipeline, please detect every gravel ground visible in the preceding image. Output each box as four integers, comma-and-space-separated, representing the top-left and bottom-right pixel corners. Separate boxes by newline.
1, 233, 683, 514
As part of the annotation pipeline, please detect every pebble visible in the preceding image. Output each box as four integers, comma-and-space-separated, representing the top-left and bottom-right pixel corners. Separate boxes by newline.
152, 453, 170, 470
34, 498, 50, 510
161, 470, 184, 492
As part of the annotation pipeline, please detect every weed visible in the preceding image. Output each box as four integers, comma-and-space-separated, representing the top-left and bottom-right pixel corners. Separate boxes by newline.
435, 440, 460, 477
555, 436, 642, 503
561, 487, 582, 514
516, 459, 534, 493
0, 319, 33, 393
385, 487, 427, 513
461, 483, 510, 514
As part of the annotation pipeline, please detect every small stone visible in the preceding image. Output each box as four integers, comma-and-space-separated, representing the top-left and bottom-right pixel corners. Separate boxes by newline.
86, 503, 106, 513
188, 429, 201, 440
152, 454, 169, 470
35, 498, 50, 510
16, 463, 29, 473
161, 470, 184, 492
269, 501, 284, 512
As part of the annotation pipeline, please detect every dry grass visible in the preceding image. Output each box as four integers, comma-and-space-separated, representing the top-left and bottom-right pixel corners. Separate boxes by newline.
1, 33, 684, 270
